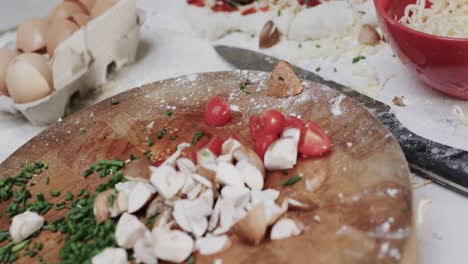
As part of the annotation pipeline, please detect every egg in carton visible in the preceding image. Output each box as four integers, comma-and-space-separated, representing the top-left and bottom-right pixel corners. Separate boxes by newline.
0, 0, 142, 125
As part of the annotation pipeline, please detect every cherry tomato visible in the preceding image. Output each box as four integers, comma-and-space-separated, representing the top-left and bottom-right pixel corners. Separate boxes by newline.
284, 116, 305, 131
228, 133, 240, 141
298, 121, 332, 157
249, 110, 286, 139
203, 97, 233, 127
254, 134, 278, 160
206, 136, 223, 156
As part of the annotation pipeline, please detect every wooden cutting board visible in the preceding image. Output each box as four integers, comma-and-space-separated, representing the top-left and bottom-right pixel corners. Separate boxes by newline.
0, 71, 416, 263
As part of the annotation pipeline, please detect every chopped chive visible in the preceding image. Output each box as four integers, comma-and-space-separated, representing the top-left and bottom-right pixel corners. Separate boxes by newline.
109, 194, 116, 207
156, 127, 168, 140
316, 44, 321, 48
97, 160, 124, 167
129, 154, 139, 161
55, 202, 66, 210
146, 213, 159, 229
401, 205, 410, 214
169, 135, 178, 141
282, 175, 302, 187
77, 189, 85, 197
191, 131, 205, 145
79, 128, 87, 135
277, 10, 281, 16
45, 177, 49, 185
315, 67, 321, 72
64, 192, 73, 201
282, 170, 289, 175
12, 240, 29, 253
298, 43, 302, 48
49, 190, 60, 197
334, 67, 337, 72
110, 98, 119, 105
352, 55, 366, 64
166, 109, 174, 116
147, 138, 154, 146
188, 255, 195, 264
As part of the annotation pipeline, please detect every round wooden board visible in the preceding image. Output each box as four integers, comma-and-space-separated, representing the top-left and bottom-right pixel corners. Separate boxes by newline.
0, 71, 415, 263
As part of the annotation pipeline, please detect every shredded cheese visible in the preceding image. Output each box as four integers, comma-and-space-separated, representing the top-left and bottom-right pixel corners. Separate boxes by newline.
399, 0, 468, 38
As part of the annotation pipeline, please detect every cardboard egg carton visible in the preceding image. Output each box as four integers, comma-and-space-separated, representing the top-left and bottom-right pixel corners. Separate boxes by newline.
0, 0, 142, 125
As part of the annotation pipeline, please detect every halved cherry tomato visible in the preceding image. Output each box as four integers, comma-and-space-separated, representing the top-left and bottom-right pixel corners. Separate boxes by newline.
203, 97, 233, 127
298, 121, 332, 157
254, 134, 278, 160
206, 136, 223, 156
284, 116, 305, 131
249, 110, 286, 139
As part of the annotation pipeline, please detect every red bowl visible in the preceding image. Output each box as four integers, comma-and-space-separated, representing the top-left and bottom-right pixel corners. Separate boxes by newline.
374, 0, 468, 100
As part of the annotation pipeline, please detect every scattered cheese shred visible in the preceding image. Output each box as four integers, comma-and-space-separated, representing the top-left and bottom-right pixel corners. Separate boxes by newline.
399, 0, 468, 38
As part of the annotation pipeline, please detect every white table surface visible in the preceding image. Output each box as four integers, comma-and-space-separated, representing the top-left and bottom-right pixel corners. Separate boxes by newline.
1, 1, 468, 263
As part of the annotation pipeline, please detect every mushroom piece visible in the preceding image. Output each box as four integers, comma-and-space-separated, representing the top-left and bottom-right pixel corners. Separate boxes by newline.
91, 248, 129, 264
264, 128, 300, 170
187, 184, 204, 200
250, 189, 280, 206
133, 231, 158, 264
270, 218, 303, 240
259, 20, 281, 49
233, 146, 265, 176
124, 159, 151, 181
94, 189, 117, 224
146, 195, 167, 218
232, 204, 268, 245
176, 158, 196, 174
172, 191, 213, 237
195, 235, 231, 255
266, 61, 303, 98
208, 198, 222, 232
218, 198, 246, 232
196, 164, 217, 183
358, 24, 381, 45
9, 211, 44, 243
115, 213, 147, 249
287, 198, 314, 211
161, 142, 191, 168
150, 165, 185, 199
191, 173, 213, 188
263, 199, 288, 226
216, 162, 244, 187
236, 160, 264, 190
152, 227, 194, 263
197, 148, 217, 167
220, 186, 250, 209
127, 182, 156, 213
217, 138, 242, 163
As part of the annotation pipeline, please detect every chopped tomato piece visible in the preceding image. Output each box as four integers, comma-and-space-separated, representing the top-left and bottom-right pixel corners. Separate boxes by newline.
298, 121, 332, 157
254, 134, 278, 160
204, 97, 233, 127
259, 5, 269, 12
249, 110, 286, 139
298, 0, 321, 7
212, 1, 238, 12
206, 136, 223, 156
241, 7, 257, 15
187, 0, 205, 7
284, 116, 305, 132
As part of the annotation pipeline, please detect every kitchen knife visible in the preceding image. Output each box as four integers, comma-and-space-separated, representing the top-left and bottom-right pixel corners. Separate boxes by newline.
215, 45, 468, 197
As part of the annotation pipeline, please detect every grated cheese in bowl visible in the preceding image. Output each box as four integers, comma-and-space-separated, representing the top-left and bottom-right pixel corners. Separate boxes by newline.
399, 0, 468, 38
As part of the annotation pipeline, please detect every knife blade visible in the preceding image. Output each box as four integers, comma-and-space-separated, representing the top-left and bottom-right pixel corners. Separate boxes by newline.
215, 45, 468, 197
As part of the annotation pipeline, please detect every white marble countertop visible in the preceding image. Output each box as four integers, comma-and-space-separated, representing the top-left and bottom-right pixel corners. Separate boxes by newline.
1, 1, 468, 263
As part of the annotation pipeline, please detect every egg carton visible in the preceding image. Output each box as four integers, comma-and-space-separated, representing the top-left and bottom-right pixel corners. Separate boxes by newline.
0, 0, 142, 125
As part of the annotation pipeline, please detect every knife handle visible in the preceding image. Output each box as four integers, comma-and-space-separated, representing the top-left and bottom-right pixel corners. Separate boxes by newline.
377, 112, 468, 196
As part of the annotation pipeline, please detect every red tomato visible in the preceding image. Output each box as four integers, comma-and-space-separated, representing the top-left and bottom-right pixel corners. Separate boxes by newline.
284, 116, 305, 131
298, 121, 332, 157
254, 134, 278, 160
249, 110, 286, 139
203, 97, 233, 127
241, 7, 257, 16
187, 0, 205, 7
259, 5, 269, 12
298, 0, 321, 7
206, 136, 223, 156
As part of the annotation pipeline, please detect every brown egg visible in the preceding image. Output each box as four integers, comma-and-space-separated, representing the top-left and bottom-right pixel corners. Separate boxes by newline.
46, 19, 80, 57
16, 18, 49, 53
48, 1, 87, 22
0, 49, 18, 96
67, 13, 90, 27
65, 0, 96, 13
6, 53, 53, 104
90, 0, 119, 19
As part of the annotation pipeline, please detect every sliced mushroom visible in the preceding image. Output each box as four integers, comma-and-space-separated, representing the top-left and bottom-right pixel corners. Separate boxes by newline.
191, 173, 213, 188
176, 158, 196, 174
152, 227, 194, 263
216, 162, 244, 187
250, 189, 280, 206
94, 189, 117, 224
161, 142, 191, 167
232, 204, 268, 245
218, 198, 246, 231
153, 208, 174, 229
259, 20, 281, 49
264, 128, 300, 170
270, 217, 303, 240
187, 184, 204, 200
91, 248, 129, 264
287, 198, 314, 211
197, 147, 217, 167
146, 195, 167, 218
263, 199, 288, 226
217, 138, 242, 163
208, 198, 222, 232
180, 174, 197, 195
221, 186, 250, 209
266, 61, 303, 98
113, 191, 128, 216
133, 231, 157, 264
123, 159, 151, 181
358, 24, 381, 45
196, 164, 217, 183
236, 160, 264, 190
195, 235, 231, 255
115, 213, 147, 249
233, 146, 265, 176
9, 211, 44, 243
172, 191, 213, 237
150, 166, 185, 199
127, 182, 156, 213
